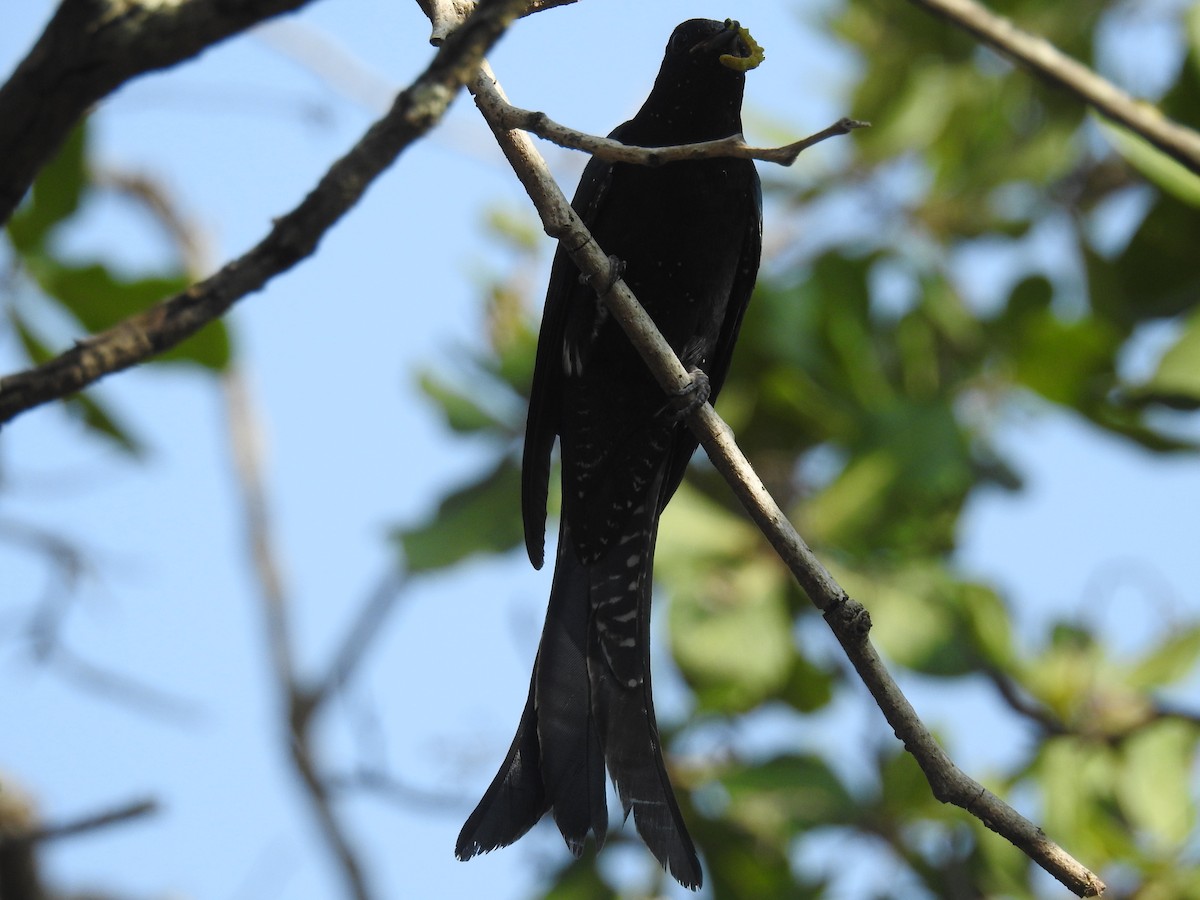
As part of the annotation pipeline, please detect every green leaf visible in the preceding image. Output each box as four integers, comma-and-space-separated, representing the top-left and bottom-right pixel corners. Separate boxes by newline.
832, 562, 981, 676
541, 853, 610, 900
6, 122, 88, 253
29, 261, 186, 332
657, 484, 761, 563
485, 314, 538, 397
9, 310, 143, 456
1126, 624, 1200, 690
662, 487, 792, 710
959, 581, 1015, 668
483, 205, 541, 252
669, 554, 793, 713
157, 318, 232, 371
659, 488, 793, 711
1100, 194, 1200, 325
778, 649, 835, 713
24, 259, 229, 371
1116, 720, 1199, 848
721, 754, 855, 840
877, 747, 942, 820
69, 391, 145, 457
418, 370, 512, 434
1139, 307, 1200, 406
393, 459, 523, 573
1035, 737, 1131, 862
1095, 114, 1200, 208
1010, 307, 1121, 406
803, 449, 896, 547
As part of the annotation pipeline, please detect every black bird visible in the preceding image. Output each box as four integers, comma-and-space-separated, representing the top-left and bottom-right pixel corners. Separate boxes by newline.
456, 18, 763, 889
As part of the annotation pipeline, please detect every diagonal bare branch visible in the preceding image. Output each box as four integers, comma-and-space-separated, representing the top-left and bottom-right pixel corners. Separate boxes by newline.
0, 0, 530, 429
469, 61, 1106, 898
0, 0, 318, 226
904, 0, 1200, 175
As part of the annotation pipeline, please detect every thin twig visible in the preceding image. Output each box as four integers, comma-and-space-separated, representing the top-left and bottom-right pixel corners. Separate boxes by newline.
314, 567, 409, 706
0, 0, 531, 427
491, 102, 868, 166
329, 768, 470, 813
904, 0, 1200, 175
986, 663, 1200, 743
45, 645, 205, 723
469, 62, 1105, 898
984, 665, 1071, 737
0, 799, 157, 850
224, 368, 373, 900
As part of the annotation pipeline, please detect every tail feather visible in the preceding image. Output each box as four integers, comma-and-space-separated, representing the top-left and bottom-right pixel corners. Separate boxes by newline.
458, 510, 700, 888
587, 497, 702, 889
592, 665, 701, 889
455, 674, 548, 859
456, 521, 608, 862
537, 531, 608, 853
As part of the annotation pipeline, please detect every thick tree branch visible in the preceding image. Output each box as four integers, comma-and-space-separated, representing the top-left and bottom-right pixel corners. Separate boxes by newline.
469, 62, 1106, 898
905, 0, 1200, 175
0, 0, 529, 428
0, 0, 319, 226
416, 0, 578, 44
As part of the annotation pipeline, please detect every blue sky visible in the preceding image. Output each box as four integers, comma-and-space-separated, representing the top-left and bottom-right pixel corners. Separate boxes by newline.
2, 2, 1197, 899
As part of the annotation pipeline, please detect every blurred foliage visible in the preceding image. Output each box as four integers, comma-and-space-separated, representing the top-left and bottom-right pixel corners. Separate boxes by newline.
400, 1, 1200, 897
6, 0, 1196, 897
2, 119, 232, 455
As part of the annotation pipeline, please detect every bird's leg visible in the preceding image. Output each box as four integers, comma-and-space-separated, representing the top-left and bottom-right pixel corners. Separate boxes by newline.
580, 255, 626, 295
665, 367, 711, 420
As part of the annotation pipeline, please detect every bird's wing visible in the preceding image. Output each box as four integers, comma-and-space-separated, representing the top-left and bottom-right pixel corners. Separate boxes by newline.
521, 125, 630, 569
659, 168, 762, 507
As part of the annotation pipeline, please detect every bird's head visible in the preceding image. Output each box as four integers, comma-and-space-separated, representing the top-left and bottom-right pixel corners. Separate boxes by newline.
666, 18, 765, 74
634, 18, 763, 143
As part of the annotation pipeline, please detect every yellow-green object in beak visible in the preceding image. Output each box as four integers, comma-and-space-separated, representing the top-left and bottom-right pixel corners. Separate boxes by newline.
719, 25, 765, 72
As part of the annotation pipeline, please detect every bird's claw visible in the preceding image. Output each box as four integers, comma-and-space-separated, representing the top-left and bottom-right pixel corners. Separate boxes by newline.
580, 255, 626, 294
667, 367, 711, 420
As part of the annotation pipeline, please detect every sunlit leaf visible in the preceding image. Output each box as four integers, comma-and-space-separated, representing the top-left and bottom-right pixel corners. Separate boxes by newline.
1095, 114, 1200, 208
418, 370, 513, 434
1138, 307, 1200, 406
1116, 720, 1199, 848
6, 122, 88, 253
1127, 624, 1200, 690
832, 562, 978, 676
1036, 737, 1131, 862
721, 754, 855, 841
669, 555, 793, 712
9, 310, 143, 455
393, 459, 523, 572
69, 391, 145, 457
1010, 308, 1120, 406
779, 648, 835, 713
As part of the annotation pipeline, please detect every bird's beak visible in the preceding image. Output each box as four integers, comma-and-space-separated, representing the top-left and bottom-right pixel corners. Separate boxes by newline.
693, 20, 765, 73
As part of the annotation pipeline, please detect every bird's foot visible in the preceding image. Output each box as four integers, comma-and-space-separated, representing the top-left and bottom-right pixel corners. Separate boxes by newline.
580, 255, 626, 295
666, 367, 711, 420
